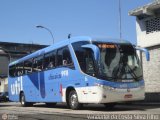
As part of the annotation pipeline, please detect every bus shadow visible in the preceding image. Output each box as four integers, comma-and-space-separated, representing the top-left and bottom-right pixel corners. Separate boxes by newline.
33, 103, 160, 112
0, 102, 16, 107
0, 104, 13, 107
82, 103, 160, 112
83, 104, 146, 112
33, 103, 69, 109
33, 103, 143, 111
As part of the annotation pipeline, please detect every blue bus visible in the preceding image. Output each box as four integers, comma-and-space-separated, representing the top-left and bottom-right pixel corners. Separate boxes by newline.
8, 36, 149, 110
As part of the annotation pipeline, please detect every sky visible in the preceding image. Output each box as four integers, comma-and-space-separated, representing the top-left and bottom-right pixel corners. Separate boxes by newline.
0, 0, 152, 45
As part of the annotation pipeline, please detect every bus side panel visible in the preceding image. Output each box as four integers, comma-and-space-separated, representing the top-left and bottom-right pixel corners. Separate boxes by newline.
22, 73, 40, 102
60, 70, 87, 103
40, 71, 45, 99
8, 76, 22, 102
44, 69, 61, 102
23, 72, 52, 102
42, 68, 78, 103
43, 67, 86, 103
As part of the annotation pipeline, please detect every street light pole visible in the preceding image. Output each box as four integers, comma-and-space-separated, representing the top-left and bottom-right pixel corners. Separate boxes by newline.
119, 0, 122, 39
36, 25, 54, 44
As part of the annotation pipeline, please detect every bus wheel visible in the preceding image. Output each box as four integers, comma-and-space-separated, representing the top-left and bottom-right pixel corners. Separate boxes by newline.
68, 90, 82, 110
45, 103, 57, 107
20, 93, 33, 107
104, 103, 116, 110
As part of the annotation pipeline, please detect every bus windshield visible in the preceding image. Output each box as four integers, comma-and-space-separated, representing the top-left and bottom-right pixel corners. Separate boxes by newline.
94, 42, 143, 82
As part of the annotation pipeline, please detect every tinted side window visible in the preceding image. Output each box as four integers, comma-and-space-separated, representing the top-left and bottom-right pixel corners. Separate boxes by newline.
72, 41, 89, 72
85, 50, 95, 75
9, 65, 16, 77
62, 47, 73, 66
57, 46, 73, 67
24, 59, 33, 74
57, 48, 63, 66
33, 55, 43, 72
44, 51, 56, 70
72, 41, 95, 75
16, 62, 24, 76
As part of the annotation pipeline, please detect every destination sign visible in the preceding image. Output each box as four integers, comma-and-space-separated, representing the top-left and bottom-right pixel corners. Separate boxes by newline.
98, 44, 116, 49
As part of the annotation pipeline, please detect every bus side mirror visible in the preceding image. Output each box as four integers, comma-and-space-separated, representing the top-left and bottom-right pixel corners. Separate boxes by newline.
136, 47, 150, 61
82, 44, 100, 61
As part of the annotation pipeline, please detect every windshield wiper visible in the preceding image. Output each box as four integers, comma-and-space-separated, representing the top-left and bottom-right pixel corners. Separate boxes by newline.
126, 64, 142, 81
113, 50, 141, 81
112, 53, 125, 80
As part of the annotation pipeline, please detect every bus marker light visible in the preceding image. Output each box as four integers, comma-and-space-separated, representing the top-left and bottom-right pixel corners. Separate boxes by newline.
60, 84, 63, 96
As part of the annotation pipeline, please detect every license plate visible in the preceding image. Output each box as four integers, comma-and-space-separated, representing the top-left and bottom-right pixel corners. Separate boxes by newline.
124, 94, 132, 99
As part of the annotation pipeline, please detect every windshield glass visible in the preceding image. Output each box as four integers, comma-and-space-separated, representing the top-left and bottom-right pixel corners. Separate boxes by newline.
94, 42, 143, 82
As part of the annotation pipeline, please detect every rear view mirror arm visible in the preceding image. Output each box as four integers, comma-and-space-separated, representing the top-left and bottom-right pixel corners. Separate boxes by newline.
136, 47, 150, 61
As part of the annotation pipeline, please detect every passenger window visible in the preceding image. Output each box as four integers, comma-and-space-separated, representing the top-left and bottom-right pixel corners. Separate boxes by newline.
9, 65, 16, 77
72, 41, 95, 75
57, 48, 63, 66
24, 59, 33, 74
33, 55, 43, 72
16, 63, 24, 76
62, 47, 73, 66
44, 51, 56, 70
57, 46, 73, 67
85, 50, 95, 75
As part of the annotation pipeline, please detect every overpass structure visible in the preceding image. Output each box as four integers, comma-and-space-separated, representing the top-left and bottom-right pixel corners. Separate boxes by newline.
0, 41, 47, 92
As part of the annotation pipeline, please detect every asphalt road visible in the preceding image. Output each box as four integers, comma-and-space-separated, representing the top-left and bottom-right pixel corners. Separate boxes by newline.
0, 102, 160, 120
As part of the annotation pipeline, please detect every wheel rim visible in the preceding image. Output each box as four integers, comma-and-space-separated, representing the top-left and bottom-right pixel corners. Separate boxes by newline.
70, 93, 77, 107
21, 96, 24, 105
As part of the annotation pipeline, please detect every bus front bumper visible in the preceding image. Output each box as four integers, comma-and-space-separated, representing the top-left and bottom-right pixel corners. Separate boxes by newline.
76, 85, 145, 103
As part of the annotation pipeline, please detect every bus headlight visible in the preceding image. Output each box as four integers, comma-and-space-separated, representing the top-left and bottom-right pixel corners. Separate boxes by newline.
95, 83, 116, 91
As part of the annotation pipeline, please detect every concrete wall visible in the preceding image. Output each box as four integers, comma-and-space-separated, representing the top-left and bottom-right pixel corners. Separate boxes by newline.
136, 17, 160, 47
142, 46, 160, 93
0, 56, 9, 76
135, 14, 160, 102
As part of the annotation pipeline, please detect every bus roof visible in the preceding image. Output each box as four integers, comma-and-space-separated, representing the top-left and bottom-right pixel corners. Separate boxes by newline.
9, 36, 131, 66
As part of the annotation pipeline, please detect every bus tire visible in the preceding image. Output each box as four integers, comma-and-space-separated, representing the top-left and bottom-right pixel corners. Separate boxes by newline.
20, 92, 33, 107
104, 103, 116, 110
68, 90, 82, 110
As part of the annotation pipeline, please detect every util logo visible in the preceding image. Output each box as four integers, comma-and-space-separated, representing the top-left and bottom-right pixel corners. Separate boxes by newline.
11, 76, 23, 95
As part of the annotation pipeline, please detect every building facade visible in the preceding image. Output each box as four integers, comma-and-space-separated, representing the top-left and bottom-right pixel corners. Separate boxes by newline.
0, 78, 8, 93
0, 42, 47, 93
129, 1, 160, 102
